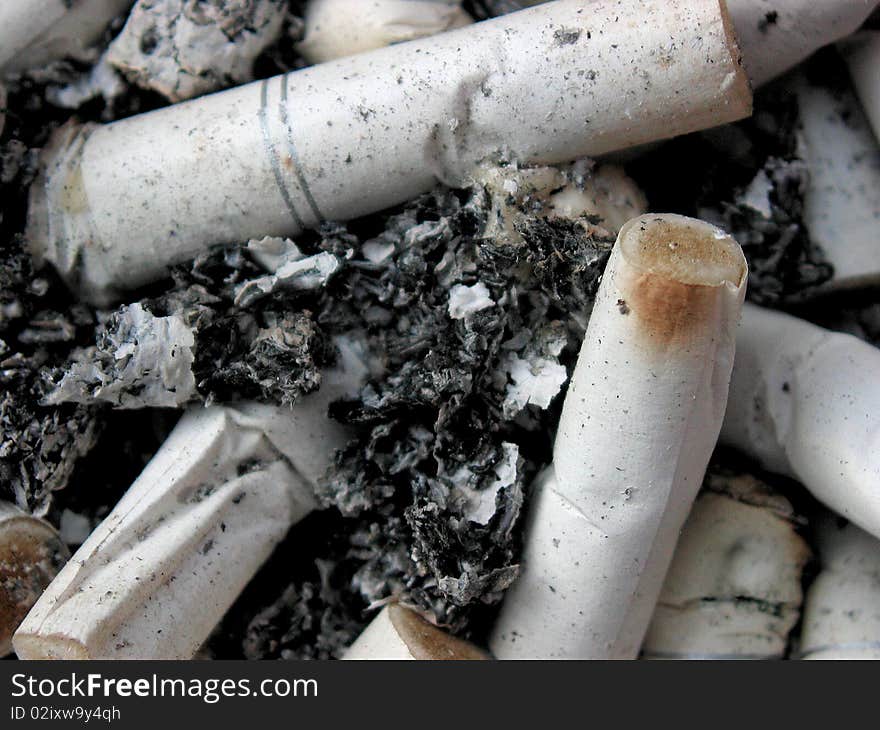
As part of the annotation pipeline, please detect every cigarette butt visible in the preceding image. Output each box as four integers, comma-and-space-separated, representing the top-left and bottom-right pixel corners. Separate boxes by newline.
727, 0, 879, 86
721, 303, 880, 540
791, 71, 880, 292
642, 473, 810, 660
0, 0, 133, 75
297, 0, 472, 64
840, 30, 880, 143
28, 0, 751, 304
800, 517, 880, 660
0, 502, 69, 657
13, 342, 366, 660
344, 605, 489, 660
490, 213, 747, 659
106, 0, 287, 102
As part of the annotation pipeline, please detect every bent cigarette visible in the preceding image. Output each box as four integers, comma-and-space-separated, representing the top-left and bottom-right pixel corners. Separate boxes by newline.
297, 0, 472, 64
727, 0, 879, 87
490, 214, 748, 659
28, 0, 751, 305
642, 473, 809, 660
841, 31, 880, 142
721, 304, 880, 539
343, 605, 489, 660
800, 518, 880, 660
0, 0, 133, 75
0, 503, 69, 657
791, 71, 880, 292
13, 341, 366, 660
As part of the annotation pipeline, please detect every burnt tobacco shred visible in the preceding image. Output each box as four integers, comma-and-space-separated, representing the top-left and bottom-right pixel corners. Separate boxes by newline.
206, 185, 613, 657
0, 80, 103, 515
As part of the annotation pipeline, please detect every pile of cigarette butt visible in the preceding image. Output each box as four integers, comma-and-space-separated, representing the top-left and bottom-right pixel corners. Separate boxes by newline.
0, 0, 878, 661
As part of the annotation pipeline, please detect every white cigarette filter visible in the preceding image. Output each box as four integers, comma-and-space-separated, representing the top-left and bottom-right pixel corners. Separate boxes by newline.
800, 518, 880, 660
490, 213, 748, 659
297, 0, 472, 64
13, 340, 367, 660
791, 71, 880, 292
484, 0, 880, 88
841, 31, 880, 143
642, 473, 810, 660
343, 605, 489, 660
727, 0, 879, 87
0, 0, 133, 75
29, 0, 751, 305
0, 503, 69, 657
721, 303, 880, 540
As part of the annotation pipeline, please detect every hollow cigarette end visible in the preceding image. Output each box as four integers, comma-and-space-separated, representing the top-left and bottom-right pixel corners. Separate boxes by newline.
0, 512, 69, 657
613, 214, 747, 349
618, 214, 746, 288
387, 605, 489, 660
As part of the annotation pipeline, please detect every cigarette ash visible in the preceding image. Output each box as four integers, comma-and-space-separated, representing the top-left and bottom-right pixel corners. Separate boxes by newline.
0, 84, 109, 516
193, 174, 615, 656
44, 240, 339, 409
629, 79, 833, 304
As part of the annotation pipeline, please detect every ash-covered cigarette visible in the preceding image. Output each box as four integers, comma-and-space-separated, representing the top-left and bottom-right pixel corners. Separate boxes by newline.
14, 339, 367, 660
722, 303, 880, 540
642, 470, 810, 660
297, 0, 472, 64
0, 502, 69, 657
28, 0, 750, 304
343, 604, 488, 660
491, 214, 748, 659
106, 0, 287, 102
800, 516, 880, 660
0, 0, 133, 75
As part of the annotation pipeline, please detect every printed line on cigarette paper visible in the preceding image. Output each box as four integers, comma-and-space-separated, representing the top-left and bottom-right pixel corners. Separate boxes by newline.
280, 73, 325, 225
259, 78, 307, 231
795, 641, 880, 659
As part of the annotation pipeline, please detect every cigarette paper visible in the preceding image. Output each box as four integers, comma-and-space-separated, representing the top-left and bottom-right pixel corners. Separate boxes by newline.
791, 72, 880, 291
727, 0, 879, 86
800, 518, 880, 660
28, 0, 751, 304
0, 0, 133, 75
297, 0, 472, 64
490, 214, 748, 659
483, 0, 880, 88
841, 31, 880, 142
722, 304, 880, 539
13, 345, 366, 660
344, 605, 488, 660
0, 502, 69, 657
642, 473, 809, 660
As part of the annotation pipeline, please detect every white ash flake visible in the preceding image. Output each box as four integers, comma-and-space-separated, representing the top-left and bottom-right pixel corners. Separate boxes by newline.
447, 282, 494, 320
454, 442, 521, 525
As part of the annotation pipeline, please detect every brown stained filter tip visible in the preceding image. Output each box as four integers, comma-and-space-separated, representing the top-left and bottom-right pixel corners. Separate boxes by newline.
616, 214, 746, 349
388, 604, 489, 661
0, 519, 69, 648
